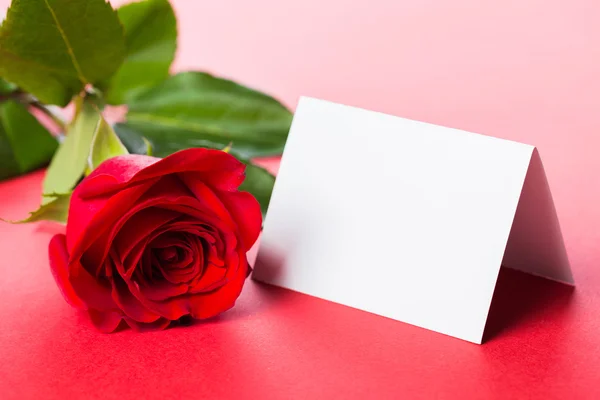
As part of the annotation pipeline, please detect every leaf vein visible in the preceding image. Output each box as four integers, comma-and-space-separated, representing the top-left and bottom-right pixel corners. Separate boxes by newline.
42, 0, 88, 84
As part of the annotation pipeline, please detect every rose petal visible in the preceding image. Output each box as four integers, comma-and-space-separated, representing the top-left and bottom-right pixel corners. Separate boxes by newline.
139, 280, 188, 302
68, 178, 158, 265
151, 232, 188, 249
107, 195, 239, 273
189, 253, 250, 319
122, 220, 201, 280
118, 256, 245, 321
123, 317, 171, 332
87, 176, 208, 269
77, 148, 245, 199
110, 257, 162, 323
131, 286, 191, 321
156, 201, 239, 253
111, 250, 192, 320
188, 263, 228, 294
114, 267, 193, 320
113, 207, 181, 265
48, 234, 85, 309
167, 245, 194, 268
121, 149, 245, 191
73, 177, 189, 276
88, 309, 123, 333
69, 259, 116, 312
178, 174, 237, 228
217, 190, 262, 251
77, 154, 160, 198
152, 221, 224, 266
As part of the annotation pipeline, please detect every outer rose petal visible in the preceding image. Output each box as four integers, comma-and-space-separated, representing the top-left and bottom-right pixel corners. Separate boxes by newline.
133, 148, 244, 191
179, 172, 261, 251
67, 179, 157, 260
77, 148, 245, 199
110, 270, 163, 323
84, 154, 159, 187
217, 191, 262, 251
69, 263, 118, 312
141, 280, 188, 302
48, 234, 85, 309
178, 174, 237, 226
189, 254, 249, 319
124, 317, 171, 332
88, 309, 123, 333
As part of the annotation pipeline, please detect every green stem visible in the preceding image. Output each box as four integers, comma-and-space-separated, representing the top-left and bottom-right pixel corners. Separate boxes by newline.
0, 90, 67, 132
30, 101, 66, 132
0, 89, 24, 103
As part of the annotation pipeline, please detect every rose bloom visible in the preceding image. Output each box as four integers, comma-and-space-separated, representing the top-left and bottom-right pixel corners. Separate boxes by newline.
49, 148, 262, 332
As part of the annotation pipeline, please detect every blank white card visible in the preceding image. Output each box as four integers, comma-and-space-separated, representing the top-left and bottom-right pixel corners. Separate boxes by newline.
253, 97, 573, 344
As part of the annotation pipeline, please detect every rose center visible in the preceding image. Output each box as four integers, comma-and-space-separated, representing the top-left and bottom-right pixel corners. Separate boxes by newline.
156, 246, 180, 263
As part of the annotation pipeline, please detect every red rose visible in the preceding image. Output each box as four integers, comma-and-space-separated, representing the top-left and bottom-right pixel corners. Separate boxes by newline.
48, 148, 262, 332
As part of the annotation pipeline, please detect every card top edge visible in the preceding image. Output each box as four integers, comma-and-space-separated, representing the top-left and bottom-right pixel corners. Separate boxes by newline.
295, 95, 537, 153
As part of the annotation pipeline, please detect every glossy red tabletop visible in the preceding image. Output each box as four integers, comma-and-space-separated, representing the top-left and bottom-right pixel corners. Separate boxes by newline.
1, 0, 600, 398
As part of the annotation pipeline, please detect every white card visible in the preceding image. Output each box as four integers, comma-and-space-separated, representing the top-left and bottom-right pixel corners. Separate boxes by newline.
253, 97, 574, 344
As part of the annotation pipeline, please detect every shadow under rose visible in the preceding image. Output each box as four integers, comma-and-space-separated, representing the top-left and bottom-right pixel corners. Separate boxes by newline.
482, 266, 575, 343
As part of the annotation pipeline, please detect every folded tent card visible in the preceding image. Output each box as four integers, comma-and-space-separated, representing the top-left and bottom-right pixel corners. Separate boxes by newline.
253, 97, 574, 344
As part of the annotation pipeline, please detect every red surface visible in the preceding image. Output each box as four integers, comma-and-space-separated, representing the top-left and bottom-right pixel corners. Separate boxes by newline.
0, 167, 599, 399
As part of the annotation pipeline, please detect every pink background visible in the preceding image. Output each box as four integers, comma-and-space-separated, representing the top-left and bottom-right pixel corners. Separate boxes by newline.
1, 0, 599, 398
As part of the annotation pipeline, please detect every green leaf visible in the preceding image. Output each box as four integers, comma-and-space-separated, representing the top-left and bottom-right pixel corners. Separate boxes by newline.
116, 71, 293, 158
0, 100, 58, 181
88, 116, 129, 170
43, 101, 100, 201
114, 123, 153, 155
104, 0, 177, 105
0, 0, 126, 106
240, 162, 276, 218
3, 192, 70, 224
0, 78, 16, 94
